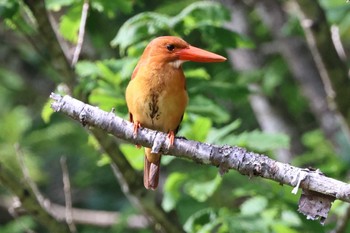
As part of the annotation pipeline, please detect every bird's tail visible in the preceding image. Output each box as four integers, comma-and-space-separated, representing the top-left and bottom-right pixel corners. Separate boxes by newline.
144, 148, 161, 190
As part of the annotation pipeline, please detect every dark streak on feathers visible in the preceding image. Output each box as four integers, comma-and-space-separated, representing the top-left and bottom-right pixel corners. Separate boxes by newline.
148, 93, 160, 124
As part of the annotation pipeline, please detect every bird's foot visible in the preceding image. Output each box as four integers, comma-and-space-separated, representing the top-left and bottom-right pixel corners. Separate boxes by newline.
133, 121, 142, 149
133, 121, 141, 136
167, 131, 175, 148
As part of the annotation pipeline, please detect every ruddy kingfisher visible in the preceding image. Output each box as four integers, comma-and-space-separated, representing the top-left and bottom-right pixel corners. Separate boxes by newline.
125, 36, 226, 190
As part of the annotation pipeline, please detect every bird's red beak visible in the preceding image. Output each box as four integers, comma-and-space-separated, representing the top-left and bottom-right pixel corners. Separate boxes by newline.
177, 45, 226, 63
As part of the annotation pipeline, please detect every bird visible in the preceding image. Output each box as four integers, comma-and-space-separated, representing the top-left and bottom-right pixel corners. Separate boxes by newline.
125, 36, 226, 190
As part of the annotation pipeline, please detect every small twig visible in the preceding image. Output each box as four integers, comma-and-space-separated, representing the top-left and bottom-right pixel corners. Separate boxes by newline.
330, 25, 347, 62
13, 144, 47, 233
14, 144, 45, 204
60, 157, 77, 233
71, 0, 89, 67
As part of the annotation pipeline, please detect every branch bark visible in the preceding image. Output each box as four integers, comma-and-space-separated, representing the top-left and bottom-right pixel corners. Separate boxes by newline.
50, 93, 350, 207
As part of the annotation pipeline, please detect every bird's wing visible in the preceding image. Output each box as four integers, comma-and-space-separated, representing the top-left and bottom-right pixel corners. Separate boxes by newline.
174, 114, 184, 134
131, 61, 143, 80
129, 112, 133, 122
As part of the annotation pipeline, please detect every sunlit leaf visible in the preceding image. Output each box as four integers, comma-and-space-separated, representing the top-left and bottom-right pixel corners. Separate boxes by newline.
41, 98, 54, 124
240, 196, 268, 216
272, 224, 300, 233
180, 116, 211, 142
120, 144, 144, 171
46, 0, 76, 11
96, 153, 111, 167
59, 4, 81, 43
185, 68, 210, 80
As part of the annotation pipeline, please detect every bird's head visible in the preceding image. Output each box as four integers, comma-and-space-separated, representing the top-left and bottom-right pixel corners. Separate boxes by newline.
142, 36, 226, 68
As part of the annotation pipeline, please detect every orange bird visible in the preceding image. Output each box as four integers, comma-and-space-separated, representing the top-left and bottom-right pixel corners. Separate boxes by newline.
125, 36, 226, 190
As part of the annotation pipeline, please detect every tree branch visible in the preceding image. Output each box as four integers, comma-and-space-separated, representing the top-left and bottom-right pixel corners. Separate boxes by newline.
60, 157, 77, 233
5, 200, 148, 228
71, 0, 89, 67
50, 94, 350, 213
0, 163, 70, 233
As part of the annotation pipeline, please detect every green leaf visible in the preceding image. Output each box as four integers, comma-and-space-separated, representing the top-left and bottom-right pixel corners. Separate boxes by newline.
262, 59, 287, 96
281, 210, 302, 226
0, 106, 31, 143
244, 131, 290, 151
25, 122, 76, 145
199, 25, 254, 49
180, 116, 212, 142
207, 119, 241, 144
91, 0, 133, 16
0, 67, 24, 90
59, 4, 81, 43
75, 60, 101, 78
184, 68, 210, 80
111, 12, 171, 54
46, 0, 76, 11
96, 153, 111, 167
162, 172, 188, 211
111, 1, 234, 54
223, 130, 290, 152
0, 216, 36, 233
184, 208, 217, 233
41, 98, 54, 124
272, 224, 300, 233
171, 1, 230, 28
240, 196, 268, 216
0, 0, 19, 19
187, 95, 229, 124
184, 175, 221, 202
89, 87, 125, 112
120, 144, 144, 171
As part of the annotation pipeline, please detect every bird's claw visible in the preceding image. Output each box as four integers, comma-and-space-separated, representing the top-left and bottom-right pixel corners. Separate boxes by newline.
167, 131, 175, 149
133, 121, 142, 149
133, 121, 141, 136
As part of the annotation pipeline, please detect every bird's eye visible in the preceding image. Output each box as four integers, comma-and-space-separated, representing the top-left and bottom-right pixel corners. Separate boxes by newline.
166, 44, 175, 51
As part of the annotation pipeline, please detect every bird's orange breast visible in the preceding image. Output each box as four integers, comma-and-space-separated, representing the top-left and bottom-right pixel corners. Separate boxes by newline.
125, 63, 188, 133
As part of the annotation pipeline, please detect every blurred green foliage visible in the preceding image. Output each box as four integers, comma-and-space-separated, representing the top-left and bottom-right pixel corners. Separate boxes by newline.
0, 0, 350, 232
